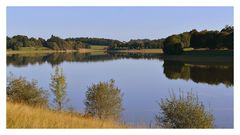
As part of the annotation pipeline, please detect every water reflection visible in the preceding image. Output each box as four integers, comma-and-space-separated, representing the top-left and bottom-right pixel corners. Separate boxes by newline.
7, 52, 161, 67
7, 52, 233, 87
163, 60, 233, 87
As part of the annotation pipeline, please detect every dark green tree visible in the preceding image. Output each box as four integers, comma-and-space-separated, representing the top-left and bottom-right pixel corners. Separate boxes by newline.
163, 35, 184, 55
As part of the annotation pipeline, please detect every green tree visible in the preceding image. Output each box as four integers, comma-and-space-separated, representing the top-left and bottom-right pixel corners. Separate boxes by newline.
155, 91, 214, 128
190, 28, 233, 50
7, 75, 48, 107
221, 25, 233, 33
163, 35, 183, 55
163, 42, 183, 55
50, 66, 67, 111
84, 79, 123, 120
180, 32, 191, 48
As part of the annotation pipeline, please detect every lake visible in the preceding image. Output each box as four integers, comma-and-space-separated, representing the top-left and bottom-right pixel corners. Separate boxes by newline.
7, 52, 233, 128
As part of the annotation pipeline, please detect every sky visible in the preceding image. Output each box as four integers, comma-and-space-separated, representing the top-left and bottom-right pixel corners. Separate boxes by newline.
7, 7, 233, 41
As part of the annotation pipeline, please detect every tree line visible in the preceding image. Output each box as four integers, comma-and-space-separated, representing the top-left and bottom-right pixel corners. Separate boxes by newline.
7, 35, 164, 51
108, 39, 165, 50
163, 25, 233, 54
7, 25, 233, 55
7, 35, 123, 50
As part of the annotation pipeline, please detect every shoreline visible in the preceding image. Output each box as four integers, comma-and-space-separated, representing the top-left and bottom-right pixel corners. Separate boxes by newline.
7, 48, 233, 59
6, 48, 105, 55
107, 49, 163, 54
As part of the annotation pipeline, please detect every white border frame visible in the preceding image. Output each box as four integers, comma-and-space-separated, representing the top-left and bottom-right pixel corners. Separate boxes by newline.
0, 0, 239, 135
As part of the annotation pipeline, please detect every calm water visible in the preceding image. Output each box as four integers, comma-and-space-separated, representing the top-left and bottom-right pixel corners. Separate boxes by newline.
7, 52, 233, 128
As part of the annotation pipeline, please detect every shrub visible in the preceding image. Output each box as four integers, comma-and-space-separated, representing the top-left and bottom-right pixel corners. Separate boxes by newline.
50, 66, 67, 111
155, 91, 214, 128
163, 43, 183, 55
84, 79, 123, 120
163, 35, 184, 55
7, 75, 48, 107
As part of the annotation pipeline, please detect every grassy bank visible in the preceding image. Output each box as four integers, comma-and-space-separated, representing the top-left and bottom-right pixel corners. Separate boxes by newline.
7, 46, 107, 55
7, 47, 78, 55
161, 49, 233, 64
7, 101, 127, 128
7, 47, 233, 62
108, 49, 163, 54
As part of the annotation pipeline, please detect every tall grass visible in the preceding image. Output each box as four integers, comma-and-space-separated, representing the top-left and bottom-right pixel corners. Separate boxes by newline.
7, 102, 127, 128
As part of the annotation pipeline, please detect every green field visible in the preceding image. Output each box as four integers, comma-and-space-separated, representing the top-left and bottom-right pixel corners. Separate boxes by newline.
7, 46, 233, 58
7, 46, 108, 55
90, 45, 108, 50
108, 49, 163, 53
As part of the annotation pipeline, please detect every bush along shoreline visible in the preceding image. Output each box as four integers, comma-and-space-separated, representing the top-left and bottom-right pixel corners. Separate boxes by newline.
7, 68, 214, 128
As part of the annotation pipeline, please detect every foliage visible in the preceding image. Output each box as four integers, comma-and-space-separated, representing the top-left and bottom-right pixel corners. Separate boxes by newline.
7, 75, 48, 106
7, 25, 233, 53
7, 35, 41, 50
155, 91, 214, 128
65, 38, 90, 49
221, 25, 233, 33
163, 43, 183, 55
162, 25, 233, 55
162, 32, 191, 55
180, 32, 192, 48
46, 35, 72, 50
7, 35, 91, 50
50, 66, 67, 111
108, 39, 164, 50
66, 37, 122, 47
84, 79, 123, 120
190, 25, 233, 49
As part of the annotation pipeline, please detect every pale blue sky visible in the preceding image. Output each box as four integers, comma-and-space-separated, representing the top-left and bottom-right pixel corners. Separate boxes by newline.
7, 7, 233, 41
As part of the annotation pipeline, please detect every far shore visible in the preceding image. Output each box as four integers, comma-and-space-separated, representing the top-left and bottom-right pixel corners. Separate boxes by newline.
7, 48, 164, 55
7, 47, 233, 62
6, 48, 105, 55
107, 49, 163, 54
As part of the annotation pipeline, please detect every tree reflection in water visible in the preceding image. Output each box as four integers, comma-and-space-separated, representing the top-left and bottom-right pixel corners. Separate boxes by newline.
163, 60, 233, 87
7, 52, 161, 67
7, 52, 233, 87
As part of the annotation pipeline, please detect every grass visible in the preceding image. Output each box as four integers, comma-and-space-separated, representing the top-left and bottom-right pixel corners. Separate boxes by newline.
7, 101, 127, 128
77, 45, 108, 53
7, 46, 233, 59
183, 49, 233, 56
7, 45, 108, 55
108, 49, 163, 54
90, 45, 108, 50
7, 47, 78, 55
183, 47, 194, 51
